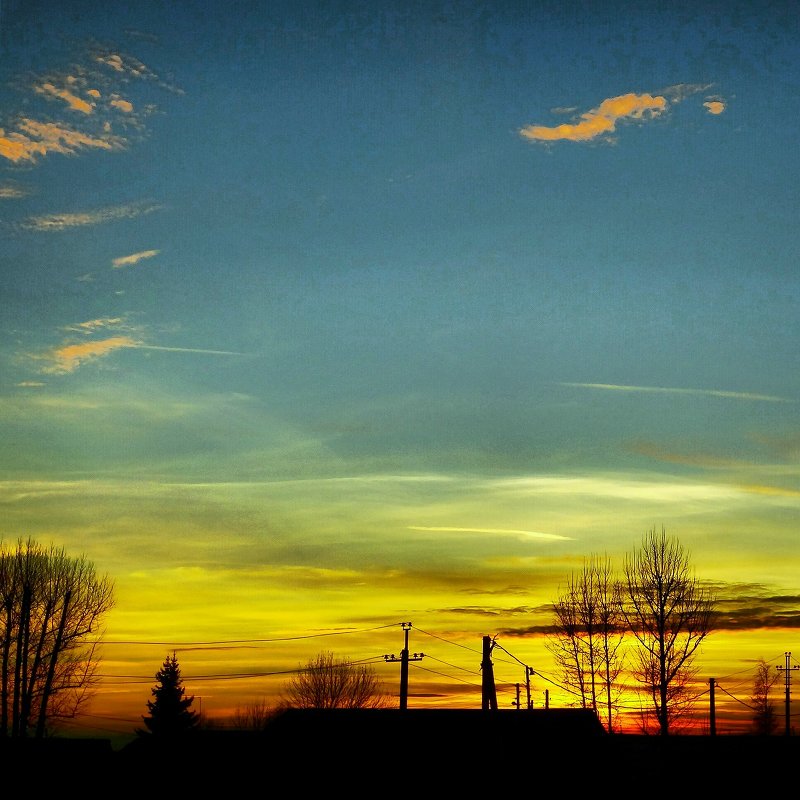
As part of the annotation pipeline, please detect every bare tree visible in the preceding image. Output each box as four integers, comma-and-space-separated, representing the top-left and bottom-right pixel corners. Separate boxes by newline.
622, 527, 716, 736
232, 697, 276, 730
546, 555, 626, 732
750, 658, 778, 735
0, 537, 114, 738
594, 556, 627, 733
282, 651, 391, 709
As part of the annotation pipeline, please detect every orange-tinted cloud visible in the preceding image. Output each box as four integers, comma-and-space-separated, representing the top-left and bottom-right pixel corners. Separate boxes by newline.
94, 51, 152, 80
33, 81, 94, 114
96, 53, 127, 73
0, 118, 125, 163
110, 97, 134, 113
704, 100, 725, 114
1, 48, 176, 167
520, 92, 667, 143
43, 336, 138, 374
112, 249, 159, 268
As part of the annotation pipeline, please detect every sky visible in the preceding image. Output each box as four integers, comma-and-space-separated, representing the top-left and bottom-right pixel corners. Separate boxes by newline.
1, 0, 800, 740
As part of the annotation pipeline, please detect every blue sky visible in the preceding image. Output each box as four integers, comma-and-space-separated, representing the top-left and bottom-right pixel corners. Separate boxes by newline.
1, 0, 799, 731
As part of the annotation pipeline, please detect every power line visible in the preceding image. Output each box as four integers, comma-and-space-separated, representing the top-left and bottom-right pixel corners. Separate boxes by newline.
102, 622, 401, 647
421, 653, 482, 677
101, 654, 393, 684
414, 626, 482, 654
409, 660, 482, 689
715, 682, 758, 711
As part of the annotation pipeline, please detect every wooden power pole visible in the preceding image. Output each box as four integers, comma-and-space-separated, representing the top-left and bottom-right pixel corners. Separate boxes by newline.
481, 635, 498, 710
709, 678, 715, 736
526, 666, 534, 710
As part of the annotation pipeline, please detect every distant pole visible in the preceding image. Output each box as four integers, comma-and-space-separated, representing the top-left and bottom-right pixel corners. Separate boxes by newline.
544, 689, 549, 709
709, 679, 715, 736
383, 622, 423, 711
777, 652, 799, 736
513, 683, 521, 709
481, 635, 498, 710
526, 667, 534, 710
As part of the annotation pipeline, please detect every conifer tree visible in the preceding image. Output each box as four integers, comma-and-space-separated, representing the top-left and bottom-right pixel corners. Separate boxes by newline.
140, 651, 199, 736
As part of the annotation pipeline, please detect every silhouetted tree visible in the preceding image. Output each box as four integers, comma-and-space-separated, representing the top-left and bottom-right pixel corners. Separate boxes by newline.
140, 652, 199, 736
232, 697, 276, 730
0, 537, 114, 738
282, 651, 391, 709
546, 554, 625, 732
622, 527, 716, 735
750, 658, 778, 735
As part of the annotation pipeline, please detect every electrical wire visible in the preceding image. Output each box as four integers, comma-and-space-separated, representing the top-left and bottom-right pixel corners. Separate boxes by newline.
102, 621, 401, 647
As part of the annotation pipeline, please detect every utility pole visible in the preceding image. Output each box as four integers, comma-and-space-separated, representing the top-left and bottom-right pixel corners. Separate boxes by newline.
708, 678, 715, 736
384, 622, 424, 711
544, 689, 549, 709
512, 683, 521, 709
526, 667, 534, 710
777, 652, 799, 736
481, 635, 498, 710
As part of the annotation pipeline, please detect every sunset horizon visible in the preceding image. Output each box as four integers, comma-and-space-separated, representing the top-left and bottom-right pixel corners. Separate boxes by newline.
2, 0, 799, 747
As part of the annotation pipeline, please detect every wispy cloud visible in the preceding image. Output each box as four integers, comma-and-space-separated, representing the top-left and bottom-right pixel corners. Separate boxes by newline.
558, 382, 791, 403
629, 440, 749, 469
112, 249, 159, 268
409, 526, 571, 541
21, 201, 161, 231
661, 82, 713, 102
37, 320, 245, 373
713, 585, 800, 630
93, 51, 152, 78
90, 46, 184, 95
42, 335, 139, 374
491, 473, 745, 503
133, 345, 246, 356
0, 184, 29, 198
520, 92, 667, 143
66, 317, 125, 332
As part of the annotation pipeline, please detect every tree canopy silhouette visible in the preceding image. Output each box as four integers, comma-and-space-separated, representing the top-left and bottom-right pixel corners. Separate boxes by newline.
139, 652, 199, 736
750, 658, 778, 735
282, 651, 391, 709
0, 537, 114, 738
546, 554, 625, 733
622, 526, 716, 735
